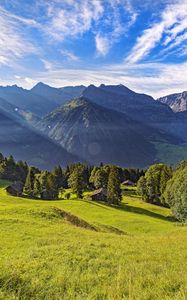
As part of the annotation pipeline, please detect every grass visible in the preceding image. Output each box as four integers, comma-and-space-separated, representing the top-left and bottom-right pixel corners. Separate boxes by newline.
0, 180, 187, 299
154, 141, 187, 165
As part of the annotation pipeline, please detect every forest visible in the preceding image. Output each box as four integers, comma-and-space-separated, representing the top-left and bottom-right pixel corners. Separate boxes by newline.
0, 153, 186, 222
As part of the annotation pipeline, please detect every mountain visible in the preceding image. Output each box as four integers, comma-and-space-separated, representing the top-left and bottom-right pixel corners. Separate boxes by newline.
83, 84, 174, 126
37, 96, 180, 168
31, 82, 86, 106
157, 91, 187, 112
0, 85, 58, 117
83, 84, 187, 141
0, 107, 80, 169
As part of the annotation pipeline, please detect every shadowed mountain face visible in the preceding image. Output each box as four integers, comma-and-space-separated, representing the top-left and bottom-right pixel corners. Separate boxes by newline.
0, 83, 86, 117
83, 84, 174, 125
83, 84, 187, 141
157, 91, 187, 112
37, 97, 180, 168
0, 82, 186, 168
0, 108, 80, 169
0, 85, 58, 117
31, 82, 86, 106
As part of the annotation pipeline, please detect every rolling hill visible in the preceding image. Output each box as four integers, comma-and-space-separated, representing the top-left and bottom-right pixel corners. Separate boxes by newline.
0, 180, 186, 299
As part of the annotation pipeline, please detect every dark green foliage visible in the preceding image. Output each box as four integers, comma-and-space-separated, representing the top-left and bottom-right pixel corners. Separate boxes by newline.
90, 166, 108, 189
0, 153, 28, 182
23, 167, 35, 197
137, 176, 147, 199
164, 167, 187, 222
52, 165, 66, 189
68, 165, 86, 198
122, 168, 145, 183
137, 164, 172, 206
107, 166, 121, 205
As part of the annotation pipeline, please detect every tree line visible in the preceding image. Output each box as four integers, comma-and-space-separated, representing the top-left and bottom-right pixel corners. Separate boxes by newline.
0, 153, 144, 205
0, 152, 186, 221
137, 162, 187, 222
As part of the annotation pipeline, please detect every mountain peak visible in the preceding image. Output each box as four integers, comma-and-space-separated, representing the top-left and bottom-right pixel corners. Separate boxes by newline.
32, 82, 50, 90
157, 91, 187, 112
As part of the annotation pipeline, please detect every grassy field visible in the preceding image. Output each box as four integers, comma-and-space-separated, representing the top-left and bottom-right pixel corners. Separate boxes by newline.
0, 180, 186, 300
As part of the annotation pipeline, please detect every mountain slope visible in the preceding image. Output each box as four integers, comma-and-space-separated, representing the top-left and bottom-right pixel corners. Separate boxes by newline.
37, 97, 180, 168
0, 108, 80, 169
31, 82, 86, 106
157, 91, 187, 112
0, 85, 58, 117
83, 84, 187, 141
83, 84, 174, 123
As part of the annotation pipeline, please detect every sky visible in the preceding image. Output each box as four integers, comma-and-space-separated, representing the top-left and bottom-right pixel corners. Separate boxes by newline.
0, 0, 186, 98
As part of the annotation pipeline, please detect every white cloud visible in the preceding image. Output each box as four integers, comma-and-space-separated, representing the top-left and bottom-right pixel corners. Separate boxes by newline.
95, 34, 110, 56
0, 6, 38, 66
95, 0, 138, 56
12, 61, 185, 98
126, 0, 187, 63
45, 0, 103, 41
41, 59, 55, 71
61, 50, 79, 61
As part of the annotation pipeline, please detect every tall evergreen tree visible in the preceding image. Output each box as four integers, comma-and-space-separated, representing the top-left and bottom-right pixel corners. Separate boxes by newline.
23, 167, 35, 197
68, 165, 85, 198
107, 166, 121, 205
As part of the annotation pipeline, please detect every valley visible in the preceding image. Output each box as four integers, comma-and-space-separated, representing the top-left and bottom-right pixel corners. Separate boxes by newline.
0, 83, 186, 168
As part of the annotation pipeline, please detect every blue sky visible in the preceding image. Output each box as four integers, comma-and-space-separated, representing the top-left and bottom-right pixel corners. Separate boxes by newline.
0, 0, 186, 97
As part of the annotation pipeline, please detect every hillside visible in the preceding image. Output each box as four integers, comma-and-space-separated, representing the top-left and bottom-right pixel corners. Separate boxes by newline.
0, 85, 58, 117
37, 96, 177, 168
157, 91, 187, 112
83, 84, 187, 142
0, 180, 186, 299
0, 108, 80, 169
31, 82, 86, 105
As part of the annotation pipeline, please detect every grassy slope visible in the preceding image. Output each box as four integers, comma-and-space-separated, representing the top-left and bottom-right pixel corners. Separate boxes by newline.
154, 142, 187, 165
0, 181, 187, 300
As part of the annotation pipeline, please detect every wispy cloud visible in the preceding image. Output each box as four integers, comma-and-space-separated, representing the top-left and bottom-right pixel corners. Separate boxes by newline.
126, 0, 187, 63
95, 34, 110, 56
45, 0, 103, 41
95, 0, 138, 56
61, 50, 79, 62
0, 5, 38, 66
12, 61, 185, 98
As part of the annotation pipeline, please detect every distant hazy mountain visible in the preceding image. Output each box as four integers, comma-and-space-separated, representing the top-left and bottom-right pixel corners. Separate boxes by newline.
83, 84, 187, 141
157, 91, 187, 112
0, 107, 80, 169
37, 96, 180, 168
31, 82, 86, 105
83, 84, 173, 124
0, 85, 59, 117
0, 82, 186, 168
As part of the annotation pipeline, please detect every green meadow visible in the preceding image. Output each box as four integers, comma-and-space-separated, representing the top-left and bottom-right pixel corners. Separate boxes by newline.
0, 180, 186, 300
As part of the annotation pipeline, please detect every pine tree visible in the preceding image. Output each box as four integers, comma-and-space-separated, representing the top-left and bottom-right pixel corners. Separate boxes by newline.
68, 165, 85, 198
107, 166, 121, 205
52, 165, 65, 188
33, 177, 41, 198
23, 167, 35, 197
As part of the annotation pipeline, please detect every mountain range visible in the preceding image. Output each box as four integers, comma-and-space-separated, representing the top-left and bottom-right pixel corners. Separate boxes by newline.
0, 82, 186, 168
157, 91, 187, 113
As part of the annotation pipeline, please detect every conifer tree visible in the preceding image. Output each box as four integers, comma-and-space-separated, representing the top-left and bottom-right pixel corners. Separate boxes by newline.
68, 165, 85, 198
23, 167, 35, 197
107, 166, 121, 205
